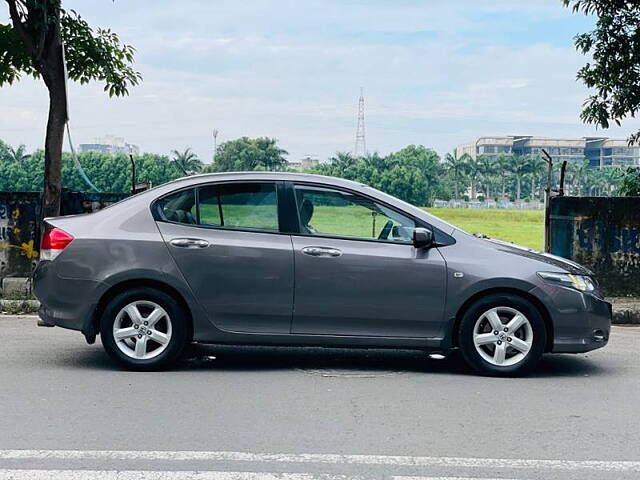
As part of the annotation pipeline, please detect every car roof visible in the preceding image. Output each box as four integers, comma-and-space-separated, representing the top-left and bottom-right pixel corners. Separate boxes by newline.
164, 171, 369, 190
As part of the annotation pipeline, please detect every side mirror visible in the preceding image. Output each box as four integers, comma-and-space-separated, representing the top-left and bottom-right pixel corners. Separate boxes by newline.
413, 227, 434, 249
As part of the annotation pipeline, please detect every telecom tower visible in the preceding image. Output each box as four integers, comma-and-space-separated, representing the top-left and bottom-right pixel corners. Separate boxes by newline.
354, 88, 366, 158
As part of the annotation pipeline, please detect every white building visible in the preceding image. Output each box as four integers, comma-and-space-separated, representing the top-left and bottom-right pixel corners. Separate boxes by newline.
79, 135, 140, 156
456, 136, 640, 168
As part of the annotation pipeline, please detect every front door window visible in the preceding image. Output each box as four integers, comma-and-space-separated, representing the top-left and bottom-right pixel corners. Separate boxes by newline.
294, 185, 416, 243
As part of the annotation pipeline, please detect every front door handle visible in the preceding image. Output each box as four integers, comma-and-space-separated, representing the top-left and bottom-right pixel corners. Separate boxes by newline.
170, 238, 210, 249
301, 246, 342, 257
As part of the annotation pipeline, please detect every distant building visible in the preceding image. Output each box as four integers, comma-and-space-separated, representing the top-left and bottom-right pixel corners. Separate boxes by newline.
79, 135, 140, 156
456, 136, 640, 168
288, 156, 320, 170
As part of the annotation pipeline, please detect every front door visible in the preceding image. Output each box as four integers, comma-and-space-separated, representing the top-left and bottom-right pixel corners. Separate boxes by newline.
290, 184, 446, 338
155, 182, 294, 334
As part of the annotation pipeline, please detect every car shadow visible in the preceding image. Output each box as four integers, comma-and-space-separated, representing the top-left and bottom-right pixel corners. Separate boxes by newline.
58, 344, 608, 378
180, 345, 608, 378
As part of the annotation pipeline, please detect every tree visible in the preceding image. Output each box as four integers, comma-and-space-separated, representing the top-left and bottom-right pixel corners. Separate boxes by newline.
170, 148, 203, 176
443, 151, 469, 200
207, 137, 288, 172
495, 153, 512, 199
619, 167, 640, 196
564, 1, 640, 144
477, 155, 497, 200
4, 143, 30, 162
1, 1, 141, 217
466, 156, 483, 200
525, 155, 546, 200
507, 155, 532, 201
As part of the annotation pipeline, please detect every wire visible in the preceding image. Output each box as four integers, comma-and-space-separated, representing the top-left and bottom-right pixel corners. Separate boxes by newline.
66, 121, 99, 192
61, 33, 99, 192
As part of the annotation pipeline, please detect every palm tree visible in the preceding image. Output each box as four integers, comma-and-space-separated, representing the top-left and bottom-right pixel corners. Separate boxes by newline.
507, 155, 532, 201
466, 156, 483, 200
330, 151, 357, 172
496, 153, 512, 199
443, 151, 470, 200
526, 155, 546, 200
477, 155, 497, 200
5, 144, 30, 163
170, 148, 203, 176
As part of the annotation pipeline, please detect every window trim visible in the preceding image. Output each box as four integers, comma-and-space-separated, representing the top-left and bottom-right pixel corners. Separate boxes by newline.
152, 180, 286, 236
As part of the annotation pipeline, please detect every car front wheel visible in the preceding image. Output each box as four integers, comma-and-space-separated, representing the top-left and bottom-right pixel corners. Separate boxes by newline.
458, 294, 546, 377
100, 288, 187, 371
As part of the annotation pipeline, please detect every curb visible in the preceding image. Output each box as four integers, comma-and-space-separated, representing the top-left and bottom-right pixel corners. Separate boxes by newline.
0, 299, 40, 314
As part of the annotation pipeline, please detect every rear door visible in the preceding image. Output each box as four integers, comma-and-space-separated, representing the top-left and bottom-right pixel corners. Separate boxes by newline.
155, 182, 294, 334
290, 183, 447, 338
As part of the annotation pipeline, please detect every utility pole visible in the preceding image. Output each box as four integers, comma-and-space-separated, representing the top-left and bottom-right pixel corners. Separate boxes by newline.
212, 129, 219, 162
354, 88, 366, 158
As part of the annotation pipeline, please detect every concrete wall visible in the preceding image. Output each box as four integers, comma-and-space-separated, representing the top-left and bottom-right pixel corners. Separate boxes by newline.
549, 196, 640, 296
0, 192, 129, 282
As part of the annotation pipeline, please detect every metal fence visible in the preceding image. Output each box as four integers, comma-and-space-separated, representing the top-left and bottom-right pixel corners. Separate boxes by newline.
548, 196, 640, 296
432, 199, 545, 209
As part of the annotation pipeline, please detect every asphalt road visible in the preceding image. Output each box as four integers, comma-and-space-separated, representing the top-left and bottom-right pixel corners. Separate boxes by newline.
0, 316, 638, 480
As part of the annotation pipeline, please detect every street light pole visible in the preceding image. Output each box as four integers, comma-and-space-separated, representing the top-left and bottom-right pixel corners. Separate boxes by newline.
212, 129, 219, 163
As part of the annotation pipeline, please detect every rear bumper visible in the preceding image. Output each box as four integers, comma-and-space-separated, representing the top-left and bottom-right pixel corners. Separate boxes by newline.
32, 260, 104, 338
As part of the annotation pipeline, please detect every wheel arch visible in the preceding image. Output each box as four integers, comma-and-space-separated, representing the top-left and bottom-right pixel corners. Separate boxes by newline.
450, 287, 554, 353
88, 279, 194, 343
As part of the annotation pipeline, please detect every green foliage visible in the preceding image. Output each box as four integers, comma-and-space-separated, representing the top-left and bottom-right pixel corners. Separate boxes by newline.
312, 146, 442, 205
170, 148, 203, 176
207, 137, 288, 172
619, 167, 640, 196
0, 148, 181, 192
0, 138, 632, 203
0, 2, 141, 94
564, 0, 640, 143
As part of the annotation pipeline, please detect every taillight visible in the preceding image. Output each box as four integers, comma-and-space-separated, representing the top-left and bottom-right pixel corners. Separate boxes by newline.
40, 226, 74, 261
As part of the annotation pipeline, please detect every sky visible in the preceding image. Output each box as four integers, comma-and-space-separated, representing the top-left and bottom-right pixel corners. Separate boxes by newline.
2, 0, 640, 163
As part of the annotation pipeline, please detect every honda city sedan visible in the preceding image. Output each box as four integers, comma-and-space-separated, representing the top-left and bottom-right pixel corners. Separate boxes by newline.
33, 172, 611, 376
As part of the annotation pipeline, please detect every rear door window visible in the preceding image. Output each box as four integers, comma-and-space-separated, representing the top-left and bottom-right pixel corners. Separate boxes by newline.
198, 182, 279, 232
156, 188, 197, 224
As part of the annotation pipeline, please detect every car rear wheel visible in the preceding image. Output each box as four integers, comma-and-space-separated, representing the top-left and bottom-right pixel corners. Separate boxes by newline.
100, 288, 187, 371
458, 293, 546, 377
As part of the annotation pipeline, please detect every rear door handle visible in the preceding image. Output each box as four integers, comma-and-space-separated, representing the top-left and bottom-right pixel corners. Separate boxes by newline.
170, 238, 210, 249
301, 246, 342, 257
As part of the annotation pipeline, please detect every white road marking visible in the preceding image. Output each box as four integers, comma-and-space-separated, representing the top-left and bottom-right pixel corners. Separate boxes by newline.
0, 471, 354, 480
0, 450, 638, 473
0, 472, 517, 480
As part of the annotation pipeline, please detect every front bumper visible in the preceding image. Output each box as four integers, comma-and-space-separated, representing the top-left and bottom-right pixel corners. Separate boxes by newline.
532, 284, 612, 353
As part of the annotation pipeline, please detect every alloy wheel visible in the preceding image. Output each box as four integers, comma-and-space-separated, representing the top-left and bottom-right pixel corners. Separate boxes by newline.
113, 300, 172, 360
473, 306, 533, 367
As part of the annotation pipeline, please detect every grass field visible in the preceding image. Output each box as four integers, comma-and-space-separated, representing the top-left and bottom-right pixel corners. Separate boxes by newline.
425, 208, 544, 250
196, 203, 545, 250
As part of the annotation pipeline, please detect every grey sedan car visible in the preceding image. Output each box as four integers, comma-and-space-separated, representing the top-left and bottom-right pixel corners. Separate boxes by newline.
33, 172, 611, 376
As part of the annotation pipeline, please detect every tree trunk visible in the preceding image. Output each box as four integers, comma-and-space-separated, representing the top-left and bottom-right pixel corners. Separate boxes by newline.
42, 80, 66, 218
516, 176, 522, 201
530, 177, 535, 200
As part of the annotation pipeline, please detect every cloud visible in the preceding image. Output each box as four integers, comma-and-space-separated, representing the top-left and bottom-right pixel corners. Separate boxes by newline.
2, 0, 639, 162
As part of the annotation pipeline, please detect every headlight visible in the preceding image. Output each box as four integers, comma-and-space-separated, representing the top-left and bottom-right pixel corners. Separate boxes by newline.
537, 272, 596, 292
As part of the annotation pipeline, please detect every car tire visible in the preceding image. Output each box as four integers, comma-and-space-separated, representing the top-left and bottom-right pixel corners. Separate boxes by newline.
458, 293, 546, 377
100, 288, 188, 371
